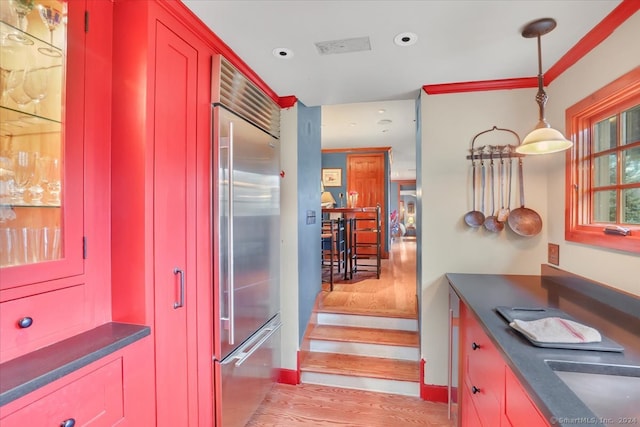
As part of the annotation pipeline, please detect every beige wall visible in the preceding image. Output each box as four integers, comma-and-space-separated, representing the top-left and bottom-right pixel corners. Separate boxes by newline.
419, 11, 640, 387
545, 11, 640, 296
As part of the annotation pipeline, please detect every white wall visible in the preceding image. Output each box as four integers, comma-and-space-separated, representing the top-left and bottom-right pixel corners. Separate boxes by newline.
419, 11, 640, 387
280, 104, 300, 371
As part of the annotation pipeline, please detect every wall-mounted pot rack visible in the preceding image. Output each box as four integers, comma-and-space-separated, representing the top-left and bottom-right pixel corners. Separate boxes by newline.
465, 126, 525, 160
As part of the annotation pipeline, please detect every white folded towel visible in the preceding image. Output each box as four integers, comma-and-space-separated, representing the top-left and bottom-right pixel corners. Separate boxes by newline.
509, 317, 602, 344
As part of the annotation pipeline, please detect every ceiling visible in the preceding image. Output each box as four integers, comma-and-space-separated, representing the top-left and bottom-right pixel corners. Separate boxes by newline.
182, 0, 622, 180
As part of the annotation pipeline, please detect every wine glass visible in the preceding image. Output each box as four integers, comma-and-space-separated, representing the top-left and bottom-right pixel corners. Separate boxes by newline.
7, 69, 32, 110
37, 4, 62, 57
12, 150, 37, 204
41, 156, 60, 205
23, 66, 47, 114
0, 43, 26, 104
7, 0, 35, 45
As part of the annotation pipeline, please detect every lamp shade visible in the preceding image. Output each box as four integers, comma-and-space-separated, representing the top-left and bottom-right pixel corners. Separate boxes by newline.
516, 127, 573, 155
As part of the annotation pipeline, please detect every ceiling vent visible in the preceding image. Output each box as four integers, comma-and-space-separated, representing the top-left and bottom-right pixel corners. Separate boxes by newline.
315, 36, 371, 55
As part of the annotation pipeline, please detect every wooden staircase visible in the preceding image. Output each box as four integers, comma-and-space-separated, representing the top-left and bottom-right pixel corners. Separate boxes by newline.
300, 309, 421, 397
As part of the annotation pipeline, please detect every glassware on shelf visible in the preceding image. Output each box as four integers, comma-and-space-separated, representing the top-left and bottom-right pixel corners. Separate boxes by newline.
7, 69, 32, 110
12, 150, 37, 203
27, 153, 45, 204
0, 42, 27, 104
41, 156, 60, 204
37, 4, 62, 57
23, 65, 47, 113
0, 155, 15, 205
7, 0, 35, 45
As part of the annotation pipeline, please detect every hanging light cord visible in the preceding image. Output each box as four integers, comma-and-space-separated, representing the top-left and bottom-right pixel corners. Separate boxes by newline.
534, 33, 549, 129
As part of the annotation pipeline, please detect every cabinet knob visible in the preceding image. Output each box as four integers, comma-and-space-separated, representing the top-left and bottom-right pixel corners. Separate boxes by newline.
17, 317, 33, 328
471, 342, 480, 350
60, 419, 76, 427
472, 386, 480, 394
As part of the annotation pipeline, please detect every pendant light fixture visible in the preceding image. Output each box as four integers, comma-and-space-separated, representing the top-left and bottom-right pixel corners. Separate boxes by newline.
516, 18, 573, 155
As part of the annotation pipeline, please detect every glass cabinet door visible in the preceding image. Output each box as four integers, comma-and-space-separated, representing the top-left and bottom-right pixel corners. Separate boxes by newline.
1, 0, 83, 288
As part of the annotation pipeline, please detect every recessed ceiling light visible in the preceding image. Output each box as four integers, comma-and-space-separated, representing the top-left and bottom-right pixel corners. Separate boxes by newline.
394, 32, 417, 47
272, 48, 294, 59
378, 109, 386, 114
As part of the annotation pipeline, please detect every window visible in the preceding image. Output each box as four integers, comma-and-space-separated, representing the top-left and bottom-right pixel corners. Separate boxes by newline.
565, 67, 640, 253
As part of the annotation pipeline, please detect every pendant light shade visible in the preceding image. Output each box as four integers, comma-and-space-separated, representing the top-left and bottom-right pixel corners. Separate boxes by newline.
516, 18, 572, 155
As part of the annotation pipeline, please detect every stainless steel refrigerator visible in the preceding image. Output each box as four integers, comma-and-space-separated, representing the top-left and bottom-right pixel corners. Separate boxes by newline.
212, 102, 282, 427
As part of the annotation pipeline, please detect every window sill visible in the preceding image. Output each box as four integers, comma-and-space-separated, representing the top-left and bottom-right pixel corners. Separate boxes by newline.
566, 226, 640, 253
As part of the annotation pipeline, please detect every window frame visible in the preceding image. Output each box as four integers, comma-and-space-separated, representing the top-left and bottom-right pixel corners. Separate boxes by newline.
565, 66, 640, 253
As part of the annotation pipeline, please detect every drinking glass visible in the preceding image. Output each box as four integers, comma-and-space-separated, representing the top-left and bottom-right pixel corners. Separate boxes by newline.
7, 69, 32, 110
0, 156, 15, 204
23, 66, 48, 114
0, 43, 27, 104
12, 150, 37, 204
37, 4, 62, 57
7, 0, 35, 45
42, 156, 60, 204
28, 226, 41, 262
0, 228, 15, 266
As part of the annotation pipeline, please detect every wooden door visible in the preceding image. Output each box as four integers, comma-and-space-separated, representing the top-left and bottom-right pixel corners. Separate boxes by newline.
347, 153, 386, 256
154, 22, 198, 427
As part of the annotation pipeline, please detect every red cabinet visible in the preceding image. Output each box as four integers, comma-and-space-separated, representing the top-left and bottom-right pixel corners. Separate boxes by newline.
458, 303, 549, 427
504, 367, 549, 427
0, 0, 112, 362
111, 1, 214, 425
0, 332, 154, 427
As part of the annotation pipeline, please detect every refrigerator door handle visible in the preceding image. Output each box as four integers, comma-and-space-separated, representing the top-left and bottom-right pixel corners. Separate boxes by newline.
220, 122, 235, 345
223, 321, 282, 367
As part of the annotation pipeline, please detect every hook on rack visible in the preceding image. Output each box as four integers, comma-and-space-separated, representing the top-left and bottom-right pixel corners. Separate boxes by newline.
466, 126, 524, 160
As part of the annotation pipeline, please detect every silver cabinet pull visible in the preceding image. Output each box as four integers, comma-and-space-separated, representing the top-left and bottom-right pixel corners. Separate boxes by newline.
173, 267, 185, 309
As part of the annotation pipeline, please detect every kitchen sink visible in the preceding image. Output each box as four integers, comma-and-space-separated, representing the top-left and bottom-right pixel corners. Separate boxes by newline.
546, 360, 640, 425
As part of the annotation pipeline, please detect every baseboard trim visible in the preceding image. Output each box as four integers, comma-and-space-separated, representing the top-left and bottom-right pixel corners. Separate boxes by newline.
277, 368, 299, 385
277, 351, 301, 385
421, 383, 448, 403
420, 358, 448, 403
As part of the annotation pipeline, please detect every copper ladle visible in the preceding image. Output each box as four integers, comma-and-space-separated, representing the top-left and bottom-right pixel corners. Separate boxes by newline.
464, 149, 485, 227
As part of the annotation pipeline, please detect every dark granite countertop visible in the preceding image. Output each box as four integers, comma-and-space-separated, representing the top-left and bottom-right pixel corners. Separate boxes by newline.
446, 271, 640, 427
0, 322, 150, 406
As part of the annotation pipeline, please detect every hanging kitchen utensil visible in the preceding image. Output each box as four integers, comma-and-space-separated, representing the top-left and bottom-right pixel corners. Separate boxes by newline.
497, 150, 510, 222
484, 150, 504, 232
464, 148, 485, 227
507, 157, 542, 236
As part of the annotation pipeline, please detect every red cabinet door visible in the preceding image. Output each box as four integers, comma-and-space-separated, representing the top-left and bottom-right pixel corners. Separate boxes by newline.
0, 0, 84, 289
153, 21, 199, 427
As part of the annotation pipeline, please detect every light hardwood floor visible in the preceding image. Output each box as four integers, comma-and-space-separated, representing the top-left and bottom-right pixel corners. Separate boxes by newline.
247, 239, 455, 426
319, 237, 418, 318
247, 383, 453, 427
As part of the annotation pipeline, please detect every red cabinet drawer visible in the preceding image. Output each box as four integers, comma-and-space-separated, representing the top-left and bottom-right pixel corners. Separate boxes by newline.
504, 367, 549, 427
1, 357, 124, 426
0, 284, 86, 362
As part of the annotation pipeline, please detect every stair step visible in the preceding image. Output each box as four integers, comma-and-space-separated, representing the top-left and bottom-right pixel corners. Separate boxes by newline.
308, 325, 420, 360
309, 324, 419, 347
300, 352, 420, 383
316, 311, 418, 331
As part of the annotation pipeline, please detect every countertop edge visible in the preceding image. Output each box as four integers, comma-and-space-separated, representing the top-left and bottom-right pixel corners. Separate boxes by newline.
0, 322, 151, 406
